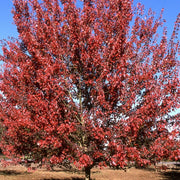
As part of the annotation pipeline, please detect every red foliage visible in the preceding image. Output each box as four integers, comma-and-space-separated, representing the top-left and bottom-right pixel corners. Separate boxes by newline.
0, 0, 180, 178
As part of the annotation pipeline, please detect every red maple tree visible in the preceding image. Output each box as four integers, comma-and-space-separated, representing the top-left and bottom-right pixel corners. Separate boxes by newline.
0, 0, 180, 179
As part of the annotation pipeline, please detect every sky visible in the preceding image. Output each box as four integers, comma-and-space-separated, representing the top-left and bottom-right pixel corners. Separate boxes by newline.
0, 0, 179, 42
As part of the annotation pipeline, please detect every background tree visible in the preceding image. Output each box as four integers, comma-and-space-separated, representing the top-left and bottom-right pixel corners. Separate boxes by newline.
0, 0, 180, 179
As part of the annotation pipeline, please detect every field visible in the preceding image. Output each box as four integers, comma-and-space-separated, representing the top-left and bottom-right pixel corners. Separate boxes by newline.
0, 162, 179, 180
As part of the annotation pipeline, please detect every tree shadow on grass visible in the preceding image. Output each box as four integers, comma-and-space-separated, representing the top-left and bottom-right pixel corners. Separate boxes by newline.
50, 168, 82, 174
136, 165, 180, 180
162, 171, 180, 180
135, 167, 156, 172
0, 169, 31, 176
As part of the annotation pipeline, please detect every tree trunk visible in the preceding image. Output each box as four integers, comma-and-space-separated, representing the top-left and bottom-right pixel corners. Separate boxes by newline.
85, 166, 91, 180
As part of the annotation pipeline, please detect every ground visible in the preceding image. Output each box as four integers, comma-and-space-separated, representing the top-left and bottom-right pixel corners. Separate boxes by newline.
0, 163, 179, 180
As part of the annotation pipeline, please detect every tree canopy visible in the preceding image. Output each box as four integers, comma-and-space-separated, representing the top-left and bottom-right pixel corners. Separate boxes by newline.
0, 0, 179, 179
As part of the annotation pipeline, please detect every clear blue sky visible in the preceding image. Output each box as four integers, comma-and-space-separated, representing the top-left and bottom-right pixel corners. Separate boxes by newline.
0, 0, 179, 41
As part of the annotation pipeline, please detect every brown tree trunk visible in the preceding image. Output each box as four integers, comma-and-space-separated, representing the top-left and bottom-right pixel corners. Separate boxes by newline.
85, 166, 91, 180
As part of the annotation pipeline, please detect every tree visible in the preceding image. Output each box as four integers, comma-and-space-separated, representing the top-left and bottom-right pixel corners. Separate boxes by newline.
0, 0, 180, 179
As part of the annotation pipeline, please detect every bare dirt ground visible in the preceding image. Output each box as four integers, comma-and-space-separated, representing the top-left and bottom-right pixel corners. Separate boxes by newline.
0, 163, 179, 180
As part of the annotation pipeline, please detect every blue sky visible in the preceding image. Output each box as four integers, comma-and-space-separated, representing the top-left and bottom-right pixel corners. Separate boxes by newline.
0, 0, 179, 42
0, 0, 179, 45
